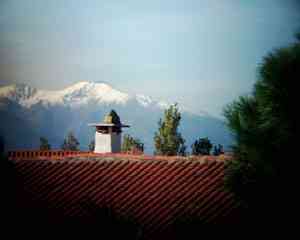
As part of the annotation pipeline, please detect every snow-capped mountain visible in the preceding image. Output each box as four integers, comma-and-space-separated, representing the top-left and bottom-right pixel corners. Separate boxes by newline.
0, 81, 231, 153
0, 83, 37, 103
0, 81, 170, 110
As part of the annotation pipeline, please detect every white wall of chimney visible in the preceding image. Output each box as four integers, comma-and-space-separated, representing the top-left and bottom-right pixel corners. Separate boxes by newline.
94, 132, 121, 153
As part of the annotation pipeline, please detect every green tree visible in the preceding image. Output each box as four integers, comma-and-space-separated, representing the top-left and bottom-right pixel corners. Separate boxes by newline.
178, 144, 187, 156
154, 104, 186, 156
0, 136, 17, 227
88, 139, 95, 152
104, 109, 121, 125
212, 144, 224, 156
39, 137, 51, 151
191, 137, 212, 155
223, 34, 298, 223
61, 131, 80, 151
122, 134, 144, 153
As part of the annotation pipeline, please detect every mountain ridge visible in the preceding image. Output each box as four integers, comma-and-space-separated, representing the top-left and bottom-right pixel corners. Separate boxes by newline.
0, 81, 210, 118
0, 81, 231, 153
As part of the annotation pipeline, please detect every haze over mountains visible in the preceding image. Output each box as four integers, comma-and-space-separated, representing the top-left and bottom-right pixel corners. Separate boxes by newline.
0, 81, 232, 153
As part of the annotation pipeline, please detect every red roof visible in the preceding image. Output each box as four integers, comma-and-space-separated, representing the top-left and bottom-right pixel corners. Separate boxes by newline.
13, 156, 241, 238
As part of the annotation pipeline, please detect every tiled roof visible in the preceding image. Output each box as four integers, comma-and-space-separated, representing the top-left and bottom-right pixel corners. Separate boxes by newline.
13, 156, 241, 238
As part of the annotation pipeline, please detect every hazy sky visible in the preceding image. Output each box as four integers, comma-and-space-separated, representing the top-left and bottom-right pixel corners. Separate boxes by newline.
1, 0, 300, 116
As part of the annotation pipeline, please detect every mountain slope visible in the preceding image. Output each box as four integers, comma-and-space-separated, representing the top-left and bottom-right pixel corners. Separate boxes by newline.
0, 82, 232, 153
0, 81, 168, 109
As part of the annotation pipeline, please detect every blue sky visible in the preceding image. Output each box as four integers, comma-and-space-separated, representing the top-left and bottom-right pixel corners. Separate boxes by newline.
0, 0, 300, 116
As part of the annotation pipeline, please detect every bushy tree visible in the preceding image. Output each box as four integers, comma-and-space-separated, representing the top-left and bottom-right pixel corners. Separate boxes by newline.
178, 144, 187, 156
39, 137, 51, 151
122, 134, 144, 153
154, 104, 186, 156
61, 131, 80, 151
212, 144, 224, 156
104, 109, 121, 125
88, 139, 95, 152
0, 136, 17, 226
191, 137, 212, 155
224, 34, 298, 223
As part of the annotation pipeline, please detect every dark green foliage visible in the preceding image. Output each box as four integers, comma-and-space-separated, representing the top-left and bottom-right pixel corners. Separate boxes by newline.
224, 34, 299, 222
191, 137, 212, 155
178, 144, 187, 156
212, 144, 224, 156
88, 139, 95, 152
122, 134, 144, 153
61, 131, 80, 151
39, 137, 51, 151
0, 135, 4, 154
0, 137, 18, 227
108, 109, 121, 125
154, 104, 186, 156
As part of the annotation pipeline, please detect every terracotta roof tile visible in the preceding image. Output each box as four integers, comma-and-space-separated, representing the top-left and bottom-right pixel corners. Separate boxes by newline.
12, 156, 241, 238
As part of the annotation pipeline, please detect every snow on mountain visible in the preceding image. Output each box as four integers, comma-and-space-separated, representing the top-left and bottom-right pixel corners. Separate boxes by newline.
60, 81, 130, 106
0, 81, 172, 111
135, 94, 170, 109
0, 81, 153, 108
0, 83, 37, 103
0, 81, 231, 153
135, 94, 153, 107
0, 81, 207, 116
20, 81, 131, 108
